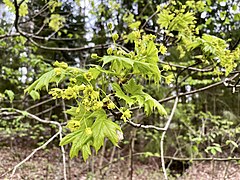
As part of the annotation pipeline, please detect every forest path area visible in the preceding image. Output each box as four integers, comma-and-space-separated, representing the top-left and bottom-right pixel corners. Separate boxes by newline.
1, 146, 240, 180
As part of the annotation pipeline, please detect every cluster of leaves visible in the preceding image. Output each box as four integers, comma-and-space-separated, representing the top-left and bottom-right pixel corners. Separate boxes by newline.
3, 0, 29, 16
157, 0, 240, 76
25, 32, 168, 160
3, 0, 65, 32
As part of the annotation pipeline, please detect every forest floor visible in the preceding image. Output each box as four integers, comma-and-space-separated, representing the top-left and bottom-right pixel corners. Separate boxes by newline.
1, 146, 240, 180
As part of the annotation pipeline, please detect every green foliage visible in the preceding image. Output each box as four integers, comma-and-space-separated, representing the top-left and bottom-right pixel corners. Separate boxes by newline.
3, 0, 29, 16
25, 50, 166, 160
48, 14, 66, 32
91, 110, 121, 152
60, 109, 122, 160
29, 90, 40, 101
25, 29, 168, 160
4, 90, 14, 103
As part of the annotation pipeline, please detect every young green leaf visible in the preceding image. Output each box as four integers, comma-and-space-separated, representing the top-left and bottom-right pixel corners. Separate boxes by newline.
112, 83, 135, 106
144, 96, 167, 116
102, 56, 134, 67
29, 90, 40, 101
92, 113, 122, 153
4, 90, 14, 103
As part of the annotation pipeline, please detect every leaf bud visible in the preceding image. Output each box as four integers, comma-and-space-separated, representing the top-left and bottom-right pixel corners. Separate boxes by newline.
108, 23, 113, 30
112, 33, 119, 41
91, 53, 98, 59
107, 47, 113, 55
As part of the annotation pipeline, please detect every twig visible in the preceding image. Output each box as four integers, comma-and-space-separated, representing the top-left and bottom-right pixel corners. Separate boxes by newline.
61, 99, 68, 121
141, 10, 158, 29
159, 60, 213, 72
28, 38, 110, 51
127, 119, 165, 131
0, 109, 67, 180
211, 158, 215, 180
0, 33, 20, 40
127, 72, 239, 114
25, 98, 54, 111
35, 105, 59, 116
158, 72, 239, 103
160, 96, 179, 180
127, 74, 239, 133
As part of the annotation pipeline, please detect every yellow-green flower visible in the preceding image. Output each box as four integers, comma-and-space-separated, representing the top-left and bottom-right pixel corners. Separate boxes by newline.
91, 53, 98, 59
90, 90, 99, 100
53, 61, 68, 69
84, 72, 93, 81
64, 87, 77, 99
159, 44, 167, 55
73, 84, 86, 92
112, 33, 119, 41
120, 109, 132, 122
165, 73, 174, 85
49, 88, 63, 99
107, 47, 113, 55
70, 78, 77, 83
66, 120, 80, 132
83, 85, 94, 96
93, 101, 104, 110
54, 68, 62, 75
107, 102, 115, 110
85, 127, 92, 135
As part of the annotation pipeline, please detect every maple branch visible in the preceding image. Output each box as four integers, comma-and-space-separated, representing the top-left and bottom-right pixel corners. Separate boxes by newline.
159, 72, 240, 103
25, 98, 54, 111
159, 60, 213, 72
28, 38, 110, 51
127, 119, 165, 131
0, 33, 20, 40
161, 96, 179, 180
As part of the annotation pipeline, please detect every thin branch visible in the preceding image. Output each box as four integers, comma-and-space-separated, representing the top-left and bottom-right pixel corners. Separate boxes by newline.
127, 74, 239, 132
13, 0, 20, 33
127, 72, 239, 114
28, 38, 110, 51
141, 10, 158, 29
25, 98, 54, 111
159, 60, 213, 72
19, 2, 49, 25
99, 152, 240, 172
59, 128, 67, 180
231, 37, 240, 50
0, 109, 67, 180
35, 21, 47, 35
127, 119, 165, 131
159, 72, 239, 104
160, 96, 179, 180
0, 33, 20, 40
35, 105, 59, 116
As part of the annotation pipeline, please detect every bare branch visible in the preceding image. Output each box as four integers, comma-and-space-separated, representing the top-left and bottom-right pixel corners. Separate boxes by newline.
161, 96, 179, 180
28, 38, 110, 51
0, 33, 20, 40
25, 98, 54, 111
159, 72, 239, 103
0, 109, 67, 180
159, 60, 213, 72
127, 119, 165, 131
35, 105, 59, 116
